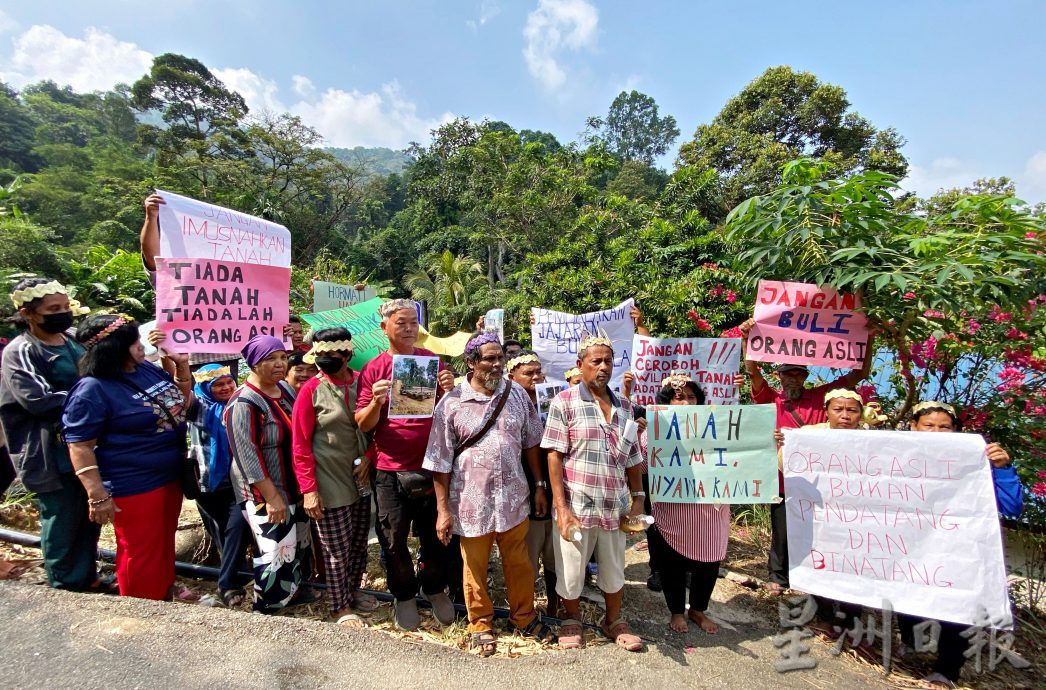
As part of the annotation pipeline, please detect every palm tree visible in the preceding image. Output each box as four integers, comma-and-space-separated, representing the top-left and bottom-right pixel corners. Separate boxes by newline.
405, 250, 487, 333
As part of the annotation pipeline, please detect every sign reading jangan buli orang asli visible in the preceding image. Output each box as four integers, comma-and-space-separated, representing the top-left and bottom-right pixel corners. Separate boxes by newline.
646, 403, 778, 504
155, 188, 292, 267
154, 258, 290, 354
631, 335, 741, 406
782, 428, 1011, 627
746, 280, 869, 368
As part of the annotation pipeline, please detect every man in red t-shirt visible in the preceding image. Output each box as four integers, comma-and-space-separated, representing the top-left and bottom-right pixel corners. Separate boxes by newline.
739, 318, 873, 591
356, 299, 457, 631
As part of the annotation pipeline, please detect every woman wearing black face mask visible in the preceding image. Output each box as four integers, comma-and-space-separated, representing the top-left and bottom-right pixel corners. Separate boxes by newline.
0, 277, 105, 592
290, 327, 377, 625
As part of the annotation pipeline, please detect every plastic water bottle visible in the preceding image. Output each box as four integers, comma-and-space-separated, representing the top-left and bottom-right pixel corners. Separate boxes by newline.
620, 514, 655, 533
354, 457, 371, 498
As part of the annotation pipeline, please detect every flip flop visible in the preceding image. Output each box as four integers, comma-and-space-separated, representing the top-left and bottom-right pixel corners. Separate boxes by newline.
602, 618, 643, 652
334, 614, 365, 628
351, 591, 379, 612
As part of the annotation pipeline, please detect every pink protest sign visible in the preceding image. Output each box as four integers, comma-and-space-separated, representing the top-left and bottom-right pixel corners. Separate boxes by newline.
746, 280, 868, 368
155, 258, 290, 354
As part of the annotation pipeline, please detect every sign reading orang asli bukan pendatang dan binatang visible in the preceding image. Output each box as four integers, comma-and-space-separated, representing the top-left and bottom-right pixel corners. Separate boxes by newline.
746, 280, 869, 369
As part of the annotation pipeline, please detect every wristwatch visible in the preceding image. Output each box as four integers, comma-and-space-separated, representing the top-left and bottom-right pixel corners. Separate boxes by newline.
631, 491, 646, 498
535, 481, 549, 489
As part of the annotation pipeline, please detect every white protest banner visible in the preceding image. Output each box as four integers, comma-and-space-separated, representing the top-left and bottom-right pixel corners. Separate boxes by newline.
783, 428, 1010, 627
155, 189, 292, 267
631, 335, 741, 406
747, 280, 869, 368
313, 280, 377, 312
155, 258, 290, 354
647, 404, 778, 504
531, 299, 634, 392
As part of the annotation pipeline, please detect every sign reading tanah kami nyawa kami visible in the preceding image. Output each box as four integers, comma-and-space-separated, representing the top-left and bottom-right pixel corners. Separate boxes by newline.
155, 188, 292, 267
746, 280, 869, 368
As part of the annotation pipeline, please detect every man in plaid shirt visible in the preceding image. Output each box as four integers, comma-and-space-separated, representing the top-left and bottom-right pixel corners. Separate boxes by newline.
542, 332, 646, 652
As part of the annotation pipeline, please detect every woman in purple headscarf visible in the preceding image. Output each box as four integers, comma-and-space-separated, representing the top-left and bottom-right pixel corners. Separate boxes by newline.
225, 335, 314, 613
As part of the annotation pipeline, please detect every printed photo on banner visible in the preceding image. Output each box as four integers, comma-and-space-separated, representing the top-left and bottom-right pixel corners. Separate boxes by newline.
530, 298, 635, 392
746, 280, 868, 368
154, 189, 292, 267
302, 297, 388, 371
312, 280, 377, 312
389, 354, 440, 419
631, 335, 741, 406
154, 257, 290, 355
534, 381, 567, 421
484, 308, 504, 343
647, 403, 778, 504
782, 428, 1011, 627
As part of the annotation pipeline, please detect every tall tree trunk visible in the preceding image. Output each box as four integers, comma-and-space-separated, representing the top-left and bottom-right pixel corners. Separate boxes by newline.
486, 244, 496, 288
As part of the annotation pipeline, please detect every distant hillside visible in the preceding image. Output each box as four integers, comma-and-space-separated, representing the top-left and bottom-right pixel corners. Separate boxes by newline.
325, 146, 411, 176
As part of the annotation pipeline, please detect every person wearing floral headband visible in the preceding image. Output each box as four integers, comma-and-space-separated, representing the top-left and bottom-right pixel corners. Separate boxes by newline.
0, 277, 101, 593
63, 313, 195, 601
896, 400, 1023, 689
355, 298, 458, 631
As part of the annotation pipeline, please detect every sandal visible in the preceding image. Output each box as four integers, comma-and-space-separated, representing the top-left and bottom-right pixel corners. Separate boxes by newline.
351, 591, 379, 613
515, 617, 558, 644
470, 631, 497, 657
602, 618, 643, 652
558, 618, 584, 650
170, 585, 200, 602
334, 614, 365, 628
763, 581, 785, 595
220, 589, 245, 608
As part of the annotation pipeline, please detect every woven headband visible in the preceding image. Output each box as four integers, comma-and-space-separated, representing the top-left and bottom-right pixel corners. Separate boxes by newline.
578, 329, 613, 355
507, 353, 540, 371
379, 298, 416, 319
823, 389, 864, 407
11, 281, 67, 309
912, 400, 956, 418
564, 367, 581, 380
84, 315, 131, 349
662, 370, 692, 391
303, 339, 354, 364
193, 366, 233, 383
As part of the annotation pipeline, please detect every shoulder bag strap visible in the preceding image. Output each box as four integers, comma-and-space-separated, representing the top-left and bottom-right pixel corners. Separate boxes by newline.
453, 381, 511, 458
781, 398, 806, 428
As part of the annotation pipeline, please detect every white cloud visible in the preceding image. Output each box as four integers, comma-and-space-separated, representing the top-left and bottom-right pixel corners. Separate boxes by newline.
0, 25, 152, 92
291, 74, 315, 99
900, 157, 981, 198
467, 0, 502, 30
522, 0, 598, 90
212, 67, 284, 115
290, 81, 453, 149
1017, 151, 1046, 203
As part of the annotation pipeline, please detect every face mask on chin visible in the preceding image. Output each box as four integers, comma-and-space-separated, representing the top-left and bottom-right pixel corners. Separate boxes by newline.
39, 311, 74, 334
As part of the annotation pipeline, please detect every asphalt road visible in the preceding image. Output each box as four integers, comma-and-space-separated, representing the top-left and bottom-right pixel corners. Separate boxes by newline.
0, 582, 890, 689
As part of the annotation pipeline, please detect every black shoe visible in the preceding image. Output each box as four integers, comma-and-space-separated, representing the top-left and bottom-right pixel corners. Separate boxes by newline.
647, 571, 663, 592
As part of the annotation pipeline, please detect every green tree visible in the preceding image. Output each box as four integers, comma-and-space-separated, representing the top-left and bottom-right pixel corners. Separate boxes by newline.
0, 83, 39, 173
586, 90, 680, 164
405, 250, 490, 334
679, 66, 909, 208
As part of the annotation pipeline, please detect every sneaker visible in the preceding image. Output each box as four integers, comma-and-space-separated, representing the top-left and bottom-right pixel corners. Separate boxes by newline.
422, 590, 457, 626
394, 598, 421, 631
646, 571, 662, 592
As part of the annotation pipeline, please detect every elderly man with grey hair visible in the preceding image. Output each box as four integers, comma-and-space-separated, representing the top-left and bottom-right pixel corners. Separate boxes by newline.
355, 299, 458, 630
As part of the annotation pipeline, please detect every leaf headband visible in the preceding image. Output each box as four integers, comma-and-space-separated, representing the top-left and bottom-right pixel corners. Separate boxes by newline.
823, 389, 864, 407
84, 314, 132, 349
507, 353, 540, 371
662, 370, 692, 391
564, 367, 581, 380
911, 400, 956, 418
303, 339, 355, 364
578, 329, 613, 355
193, 365, 233, 383
11, 281, 66, 309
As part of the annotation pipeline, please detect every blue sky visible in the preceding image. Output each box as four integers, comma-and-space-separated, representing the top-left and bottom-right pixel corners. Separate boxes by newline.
2, 1, 1044, 202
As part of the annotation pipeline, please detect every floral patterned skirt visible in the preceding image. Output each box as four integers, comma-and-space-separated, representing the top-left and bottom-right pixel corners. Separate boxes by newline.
241, 499, 312, 613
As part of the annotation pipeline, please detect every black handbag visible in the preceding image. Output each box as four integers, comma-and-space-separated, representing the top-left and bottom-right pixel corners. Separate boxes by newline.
121, 376, 200, 500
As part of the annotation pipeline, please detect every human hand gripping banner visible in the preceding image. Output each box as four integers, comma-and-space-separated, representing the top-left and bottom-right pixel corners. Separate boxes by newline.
631, 335, 741, 406
155, 258, 290, 354
530, 299, 635, 392
782, 428, 1011, 627
746, 280, 869, 368
155, 189, 292, 267
647, 404, 778, 504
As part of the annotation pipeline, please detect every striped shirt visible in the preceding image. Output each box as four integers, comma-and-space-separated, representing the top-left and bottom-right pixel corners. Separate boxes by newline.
225, 381, 298, 503
541, 381, 643, 530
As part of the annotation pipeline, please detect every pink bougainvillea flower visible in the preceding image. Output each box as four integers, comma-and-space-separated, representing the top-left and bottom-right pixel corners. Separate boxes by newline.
720, 326, 743, 339
1026, 232, 1039, 239
695, 318, 712, 332
1032, 482, 1046, 498
902, 292, 916, 300
726, 289, 737, 304
1005, 327, 1029, 341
